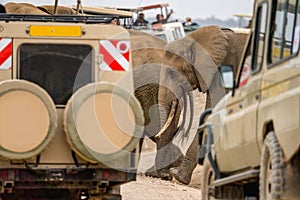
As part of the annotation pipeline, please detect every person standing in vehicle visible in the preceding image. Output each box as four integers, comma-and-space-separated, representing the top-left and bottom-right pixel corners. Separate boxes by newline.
182, 17, 200, 32
182, 17, 199, 27
152, 9, 174, 25
133, 13, 149, 26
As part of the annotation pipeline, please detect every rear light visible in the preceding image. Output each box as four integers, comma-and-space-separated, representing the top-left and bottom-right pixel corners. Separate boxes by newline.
0, 170, 8, 179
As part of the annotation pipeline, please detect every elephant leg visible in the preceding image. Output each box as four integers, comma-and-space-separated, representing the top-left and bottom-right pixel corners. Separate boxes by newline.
155, 140, 184, 180
145, 141, 183, 179
170, 134, 199, 184
154, 100, 183, 180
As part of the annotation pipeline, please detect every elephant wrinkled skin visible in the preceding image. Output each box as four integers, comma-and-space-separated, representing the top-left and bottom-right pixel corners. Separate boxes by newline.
3, 3, 76, 15
156, 26, 249, 184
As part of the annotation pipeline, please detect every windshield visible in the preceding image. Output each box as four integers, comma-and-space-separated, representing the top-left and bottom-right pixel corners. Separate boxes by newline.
19, 43, 93, 106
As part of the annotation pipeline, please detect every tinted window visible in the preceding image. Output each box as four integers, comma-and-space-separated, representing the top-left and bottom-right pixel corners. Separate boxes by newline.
19, 44, 93, 105
155, 34, 168, 41
268, 0, 300, 63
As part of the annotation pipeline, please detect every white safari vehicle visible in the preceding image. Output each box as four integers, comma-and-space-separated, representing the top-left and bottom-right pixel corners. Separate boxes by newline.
129, 3, 186, 42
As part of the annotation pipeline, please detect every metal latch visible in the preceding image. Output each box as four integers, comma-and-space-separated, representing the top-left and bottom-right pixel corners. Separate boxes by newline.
0, 181, 14, 193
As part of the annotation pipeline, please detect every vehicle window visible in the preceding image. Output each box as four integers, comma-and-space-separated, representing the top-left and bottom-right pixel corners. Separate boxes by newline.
252, 2, 268, 72
268, 0, 300, 64
155, 34, 168, 41
172, 27, 183, 40
19, 44, 93, 106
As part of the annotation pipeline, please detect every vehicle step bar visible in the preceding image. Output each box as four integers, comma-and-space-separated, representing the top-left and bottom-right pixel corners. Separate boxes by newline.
212, 169, 259, 187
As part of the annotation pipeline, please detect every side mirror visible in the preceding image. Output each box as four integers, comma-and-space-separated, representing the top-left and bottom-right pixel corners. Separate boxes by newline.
219, 64, 234, 89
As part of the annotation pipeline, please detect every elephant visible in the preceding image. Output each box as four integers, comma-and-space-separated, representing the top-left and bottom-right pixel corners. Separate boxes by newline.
151, 26, 250, 184
37, 5, 77, 15
129, 30, 186, 171
3, 3, 76, 15
4, 3, 48, 15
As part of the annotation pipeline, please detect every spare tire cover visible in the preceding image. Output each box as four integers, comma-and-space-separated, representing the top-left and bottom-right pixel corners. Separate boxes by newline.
64, 82, 144, 163
0, 80, 57, 160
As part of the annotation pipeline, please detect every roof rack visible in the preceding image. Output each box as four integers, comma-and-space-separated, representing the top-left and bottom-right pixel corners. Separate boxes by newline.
0, 14, 119, 24
73, 6, 133, 18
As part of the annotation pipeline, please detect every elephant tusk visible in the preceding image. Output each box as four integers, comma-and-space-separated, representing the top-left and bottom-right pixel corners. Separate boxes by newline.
177, 87, 187, 135
185, 91, 194, 137
155, 100, 178, 140
176, 91, 194, 141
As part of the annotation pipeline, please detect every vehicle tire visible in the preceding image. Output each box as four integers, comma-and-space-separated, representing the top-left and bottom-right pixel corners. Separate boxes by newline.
64, 82, 144, 163
0, 80, 57, 160
259, 131, 285, 200
201, 158, 215, 200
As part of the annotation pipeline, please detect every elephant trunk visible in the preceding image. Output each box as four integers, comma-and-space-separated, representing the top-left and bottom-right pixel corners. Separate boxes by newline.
156, 66, 193, 141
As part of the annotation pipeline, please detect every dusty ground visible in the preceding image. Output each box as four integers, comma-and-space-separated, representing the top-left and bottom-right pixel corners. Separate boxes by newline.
121, 138, 202, 200
121, 92, 206, 200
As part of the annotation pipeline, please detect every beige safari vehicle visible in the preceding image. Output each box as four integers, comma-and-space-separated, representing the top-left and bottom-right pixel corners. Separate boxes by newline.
199, 0, 300, 199
0, 3, 144, 200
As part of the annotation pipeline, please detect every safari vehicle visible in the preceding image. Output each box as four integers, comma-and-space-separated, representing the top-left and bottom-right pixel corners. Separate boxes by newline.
199, 0, 300, 199
128, 3, 185, 42
0, 3, 144, 200
151, 21, 185, 43
72, 3, 185, 43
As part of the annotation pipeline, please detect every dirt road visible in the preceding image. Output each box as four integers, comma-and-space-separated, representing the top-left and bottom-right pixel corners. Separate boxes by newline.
121, 175, 201, 200
121, 138, 202, 200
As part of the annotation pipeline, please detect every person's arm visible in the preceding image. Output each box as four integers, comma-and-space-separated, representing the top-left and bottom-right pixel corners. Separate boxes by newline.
164, 9, 174, 22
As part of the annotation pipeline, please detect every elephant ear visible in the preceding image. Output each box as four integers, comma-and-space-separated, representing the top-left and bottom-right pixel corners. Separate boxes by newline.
189, 25, 229, 66
221, 28, 250, 79
187, 26, 229, 92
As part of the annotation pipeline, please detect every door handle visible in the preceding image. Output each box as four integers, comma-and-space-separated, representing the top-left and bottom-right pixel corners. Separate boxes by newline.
255, 93, 260, 100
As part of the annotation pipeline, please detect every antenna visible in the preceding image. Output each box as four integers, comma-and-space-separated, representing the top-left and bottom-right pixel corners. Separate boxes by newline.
54, 0, 58, 15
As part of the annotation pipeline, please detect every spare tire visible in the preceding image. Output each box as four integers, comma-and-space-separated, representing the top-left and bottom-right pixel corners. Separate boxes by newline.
63, 82, 144, 163
0, 80, 57, 160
